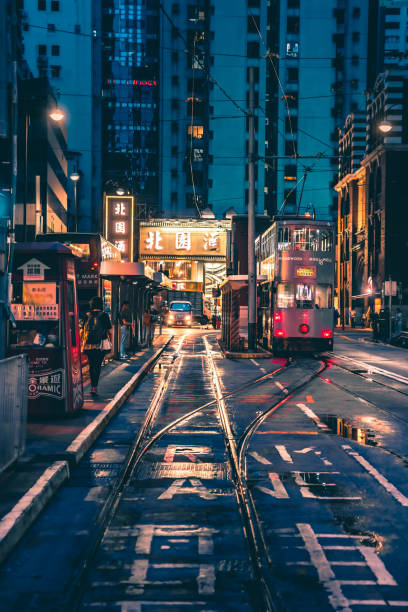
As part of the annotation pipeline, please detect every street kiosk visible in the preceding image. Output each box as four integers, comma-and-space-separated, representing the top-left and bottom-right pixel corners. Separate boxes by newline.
8, 243, 83, 416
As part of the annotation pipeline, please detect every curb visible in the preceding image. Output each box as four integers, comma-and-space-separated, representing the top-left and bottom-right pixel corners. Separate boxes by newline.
0, 337, 173, 566
217, 339, 272, 359
0, 461, 69, 564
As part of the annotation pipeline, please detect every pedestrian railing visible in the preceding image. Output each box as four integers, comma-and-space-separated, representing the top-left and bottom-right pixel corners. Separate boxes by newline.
0, 354, 28, 475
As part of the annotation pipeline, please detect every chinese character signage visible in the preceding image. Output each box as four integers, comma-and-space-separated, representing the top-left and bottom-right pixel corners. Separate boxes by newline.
104, 195, 134, 261
139, 226, 226, 259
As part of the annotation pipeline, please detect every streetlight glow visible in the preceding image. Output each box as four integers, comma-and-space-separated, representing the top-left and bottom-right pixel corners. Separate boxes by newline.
49, 108, 65, 122
70, 172, 80, 182
378, 119, 393, 134
116, 187, 125, 195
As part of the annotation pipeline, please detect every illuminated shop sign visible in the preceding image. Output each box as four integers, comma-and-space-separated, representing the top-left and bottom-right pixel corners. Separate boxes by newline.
104, 195, 134, 261
139, 227, 226, 259
295, 266, 316, 278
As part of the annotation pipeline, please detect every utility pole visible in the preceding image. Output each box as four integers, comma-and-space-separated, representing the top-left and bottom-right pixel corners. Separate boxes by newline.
10, 0, 18, 235
247, 66, 256, 350
388, 275, 392, 342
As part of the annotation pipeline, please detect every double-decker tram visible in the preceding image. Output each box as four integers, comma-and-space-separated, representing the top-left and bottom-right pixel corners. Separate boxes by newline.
257, 215, 335, 353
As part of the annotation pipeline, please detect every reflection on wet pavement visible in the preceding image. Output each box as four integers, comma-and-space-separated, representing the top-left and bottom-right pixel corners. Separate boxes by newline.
324, 414, 380, 446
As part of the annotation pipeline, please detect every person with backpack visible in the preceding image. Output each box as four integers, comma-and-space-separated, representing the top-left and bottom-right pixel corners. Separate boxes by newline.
119, 301, 132, 359
83, 296, 112, 395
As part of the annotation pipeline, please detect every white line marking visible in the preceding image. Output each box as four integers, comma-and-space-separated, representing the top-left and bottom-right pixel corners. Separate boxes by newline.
135, 525, 154, 555
297, 523, 351, 612
198, 535, 214, 555
129, 559, 149, 593
197, 564, 216, 594
275, 445, 293, 463
297, 403, 330, 430
256, 473, 289, 498
158, 478, 217, 500
389, 603, 408, 607
331, 353, 408, 385
275, 381, 288, 393
338, 580, 376, 585
249, 451, 271, 465
347, 601, 387, 606
294, 447, 314, 454
250, 358, 267, 373
343, 446, 408, 507
358, 545, 397, 585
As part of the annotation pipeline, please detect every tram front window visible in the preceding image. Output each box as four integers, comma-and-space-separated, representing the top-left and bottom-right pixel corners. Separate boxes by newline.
293, 228, 320, 251
296, 283, 313, 309
315, 284, 332, 308
276, 282, 295, 308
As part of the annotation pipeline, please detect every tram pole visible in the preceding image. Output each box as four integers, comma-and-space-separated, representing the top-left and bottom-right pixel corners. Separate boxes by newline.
247, 67, 256, 350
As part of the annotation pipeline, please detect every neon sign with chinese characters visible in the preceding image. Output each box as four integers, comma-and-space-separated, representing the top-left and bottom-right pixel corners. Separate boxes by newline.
104, 195, 134, 261
139, 226, 226, 260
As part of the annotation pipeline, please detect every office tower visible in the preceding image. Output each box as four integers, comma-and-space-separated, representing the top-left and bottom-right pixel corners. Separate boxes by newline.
265, 0, 370, 219
101, 0, 160, 215
159, 0, 267, 219
21, 0, 100, 230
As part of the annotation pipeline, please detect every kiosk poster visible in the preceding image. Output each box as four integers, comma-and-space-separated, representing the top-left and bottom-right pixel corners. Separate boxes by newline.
28, 353, 66, 401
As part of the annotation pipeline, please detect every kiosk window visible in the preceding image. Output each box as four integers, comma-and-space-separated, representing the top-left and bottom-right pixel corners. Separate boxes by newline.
276, 282, 294, 308
296, 283, 313, 308
315, 284, 332, 309
277, 227, 291, 250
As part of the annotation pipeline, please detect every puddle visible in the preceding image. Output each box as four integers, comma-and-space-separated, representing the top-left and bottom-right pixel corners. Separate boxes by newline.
323, 414, 380, 446
334, 514, 385, 551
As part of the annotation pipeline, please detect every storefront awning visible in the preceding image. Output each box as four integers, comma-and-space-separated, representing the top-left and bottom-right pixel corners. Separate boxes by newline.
100, 261, 155, 281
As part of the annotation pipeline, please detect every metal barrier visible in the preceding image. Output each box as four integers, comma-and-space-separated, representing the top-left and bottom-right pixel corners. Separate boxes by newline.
0, 355, 28, 475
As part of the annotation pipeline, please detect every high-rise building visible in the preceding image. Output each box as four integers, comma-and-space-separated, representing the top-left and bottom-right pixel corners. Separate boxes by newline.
101, 0, 160, 215
159, 0, 267, 219
265, 0, 371, 219
21, 0, 101, 230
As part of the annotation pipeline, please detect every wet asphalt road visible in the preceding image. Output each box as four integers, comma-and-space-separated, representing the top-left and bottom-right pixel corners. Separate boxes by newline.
1, 329, 408, 611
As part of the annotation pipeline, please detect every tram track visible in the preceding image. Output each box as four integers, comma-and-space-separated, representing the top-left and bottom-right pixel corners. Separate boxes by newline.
65, 334, 293, 611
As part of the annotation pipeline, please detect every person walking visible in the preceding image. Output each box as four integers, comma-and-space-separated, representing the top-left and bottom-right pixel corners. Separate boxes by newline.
83, 296, 112, 396
333, 308, 340, 328
350, 309, 356, 328
119, 301, 132, 359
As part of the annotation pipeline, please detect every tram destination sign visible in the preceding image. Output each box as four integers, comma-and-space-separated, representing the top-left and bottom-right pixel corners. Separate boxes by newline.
296, 266, 316, 278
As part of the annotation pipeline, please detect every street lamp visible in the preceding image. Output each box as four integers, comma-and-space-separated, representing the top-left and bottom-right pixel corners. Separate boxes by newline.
49, 107, 65, 122
116, 187, 125, 196
70, 172, 80, 232
378, 119, 393, 134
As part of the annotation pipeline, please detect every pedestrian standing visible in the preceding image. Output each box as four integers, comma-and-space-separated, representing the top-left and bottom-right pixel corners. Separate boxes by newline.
395, 308, 403, 335
119, 301, 132, 359
143, 310, 153, 347
350, 309, 356, 328
83, 296, 112, 396
333, 308, 340, 328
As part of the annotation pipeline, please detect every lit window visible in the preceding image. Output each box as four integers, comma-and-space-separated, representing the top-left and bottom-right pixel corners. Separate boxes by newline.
188, 125, 204, 139
277, 227, 291, 250
296, 284, 314, 309
277, 283, 294, 308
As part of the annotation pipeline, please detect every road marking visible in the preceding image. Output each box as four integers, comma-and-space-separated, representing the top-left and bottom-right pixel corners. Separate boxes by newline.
342, 445, 408, 507
358, 545, 397, 585
256, 430, 318, 435
158, 478, 217, 500
293, 472, 361, 501
306, 395, 314, 403
275, 445, 293, 463
249, 451, 271, 465
297, 403, 330, 430
331, 353, 408, 385
251, 358, 267, 373
275, 381, 289, 393
256, 472, 289, 498
297, 523, 351, 612
163, 445, 212, 464
294, 447, 314, 454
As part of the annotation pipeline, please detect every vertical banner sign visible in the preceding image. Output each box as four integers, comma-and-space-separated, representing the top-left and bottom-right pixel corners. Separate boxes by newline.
104, 195, 134, 261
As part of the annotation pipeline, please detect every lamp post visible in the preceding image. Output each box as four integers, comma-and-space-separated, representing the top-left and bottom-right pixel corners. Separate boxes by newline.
70, 172, 80, 232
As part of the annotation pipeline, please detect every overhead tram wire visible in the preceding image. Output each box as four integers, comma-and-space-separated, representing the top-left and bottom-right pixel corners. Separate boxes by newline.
188, 34, 201, 218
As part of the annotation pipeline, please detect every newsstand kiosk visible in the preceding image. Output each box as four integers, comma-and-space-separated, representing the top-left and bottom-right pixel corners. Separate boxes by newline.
8, 243, 83, 416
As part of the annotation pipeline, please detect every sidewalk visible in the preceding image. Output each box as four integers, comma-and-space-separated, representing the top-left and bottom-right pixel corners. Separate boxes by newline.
0, 333, 172, 563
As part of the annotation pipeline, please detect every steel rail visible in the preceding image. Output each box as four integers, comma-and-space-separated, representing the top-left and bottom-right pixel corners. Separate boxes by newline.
67, 335, 292, 611
205, 337, 328, 612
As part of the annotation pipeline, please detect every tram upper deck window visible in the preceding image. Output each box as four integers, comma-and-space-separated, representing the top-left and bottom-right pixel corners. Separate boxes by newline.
320, 229, 333, 252
315, 284, 332, 309
296, 283, 313, 309
277, 227, 291, 250
293, 228, 319, 251
276, 282, 295, 308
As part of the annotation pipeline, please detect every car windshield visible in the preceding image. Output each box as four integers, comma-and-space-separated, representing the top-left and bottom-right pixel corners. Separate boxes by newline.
170, 302, 191, 312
